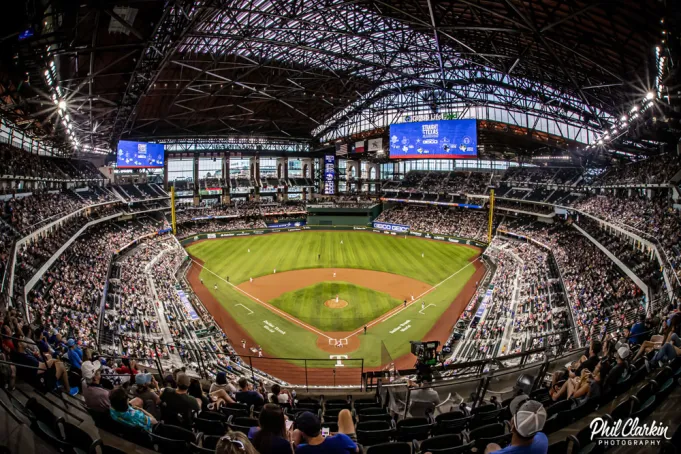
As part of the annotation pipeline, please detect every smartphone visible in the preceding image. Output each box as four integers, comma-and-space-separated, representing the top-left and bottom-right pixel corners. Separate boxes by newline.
321, 427, 330, 438
285, 420, 294, 431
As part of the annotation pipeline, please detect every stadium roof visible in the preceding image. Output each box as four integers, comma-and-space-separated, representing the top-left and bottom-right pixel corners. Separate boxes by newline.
2, 0, 669, 156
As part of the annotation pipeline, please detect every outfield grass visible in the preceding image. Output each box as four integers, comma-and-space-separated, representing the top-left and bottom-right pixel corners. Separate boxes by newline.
268, 281, 402, 332
186, 231, 476, 285
188, 231, 479, 366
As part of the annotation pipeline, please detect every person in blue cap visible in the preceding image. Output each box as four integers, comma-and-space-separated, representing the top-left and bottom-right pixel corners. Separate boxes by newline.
67, 339, 83, 371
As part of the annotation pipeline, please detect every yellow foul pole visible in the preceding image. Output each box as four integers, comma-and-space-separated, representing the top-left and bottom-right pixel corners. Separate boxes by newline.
171, 185, 177, 235
487, 189, 494, 243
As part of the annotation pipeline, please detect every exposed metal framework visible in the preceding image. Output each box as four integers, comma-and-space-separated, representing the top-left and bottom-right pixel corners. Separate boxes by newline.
8, 0, 665, 157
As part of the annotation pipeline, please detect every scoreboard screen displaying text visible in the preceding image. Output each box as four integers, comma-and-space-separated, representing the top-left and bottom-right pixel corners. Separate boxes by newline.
389, 119, 477, 159
116, 140, 165, 168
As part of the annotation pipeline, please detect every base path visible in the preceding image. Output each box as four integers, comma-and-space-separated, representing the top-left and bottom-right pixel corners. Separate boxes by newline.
237, 268, 432, 302
186, 254, 486, 385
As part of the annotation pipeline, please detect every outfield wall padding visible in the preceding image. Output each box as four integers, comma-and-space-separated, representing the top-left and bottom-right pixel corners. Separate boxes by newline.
179, 225, 488, 248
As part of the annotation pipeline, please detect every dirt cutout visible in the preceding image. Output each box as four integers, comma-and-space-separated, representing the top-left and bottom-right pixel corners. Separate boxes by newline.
237, 268, 432, 302
324, 299, 349, 309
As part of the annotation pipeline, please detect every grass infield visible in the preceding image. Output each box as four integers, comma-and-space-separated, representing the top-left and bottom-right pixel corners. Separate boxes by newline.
268, 281, 403, 332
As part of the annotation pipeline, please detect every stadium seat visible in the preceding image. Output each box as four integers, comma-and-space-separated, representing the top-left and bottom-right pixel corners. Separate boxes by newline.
63, 421, 103, 454
152, 424, 198, 453
468, 422, 510, 453
395, 417, 432, 442
567, 424, 605, 454
433, 411, 470, 435
359, 407, 388, 416
631, 382, 658, 420
651, 367, 676, 400
102, 446, 128, 454
546, 399, 573, 418
416, 434, 463, 454
229, 416, 259, 435
356, 421, 393, 446
359, 413, 393, 423
366, 441, 412, 454
25, 398, 71, 450
469, 407, 501, 430
547, 439, 568, 454
195, 416, 227, 436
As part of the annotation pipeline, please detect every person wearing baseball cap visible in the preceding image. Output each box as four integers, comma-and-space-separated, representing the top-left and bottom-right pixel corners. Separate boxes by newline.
486, 395, 548, 454
293, 411, 358, 454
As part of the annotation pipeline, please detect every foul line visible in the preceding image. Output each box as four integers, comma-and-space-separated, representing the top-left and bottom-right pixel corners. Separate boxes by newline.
419, 303, 436, 314
235, 303, 254, 315
191, 259, 333, 340
344, 257, 481, 340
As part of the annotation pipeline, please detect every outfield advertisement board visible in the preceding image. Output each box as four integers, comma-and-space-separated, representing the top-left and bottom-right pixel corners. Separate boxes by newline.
266, 221, 307, 229
372, 221, 409, 233
180, 225, 488, 247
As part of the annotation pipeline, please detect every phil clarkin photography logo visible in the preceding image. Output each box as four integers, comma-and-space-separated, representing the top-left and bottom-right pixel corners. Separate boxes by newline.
590, 417, 671, 447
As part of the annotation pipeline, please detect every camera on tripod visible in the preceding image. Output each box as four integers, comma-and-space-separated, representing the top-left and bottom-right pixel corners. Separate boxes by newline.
410, 340, 440, 382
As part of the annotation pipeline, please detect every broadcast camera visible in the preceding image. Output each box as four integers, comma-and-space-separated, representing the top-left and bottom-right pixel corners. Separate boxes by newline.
410, 340, 440, 382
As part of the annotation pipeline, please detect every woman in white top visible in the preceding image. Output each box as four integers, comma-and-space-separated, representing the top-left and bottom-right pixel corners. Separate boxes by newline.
267, 383, 290, 404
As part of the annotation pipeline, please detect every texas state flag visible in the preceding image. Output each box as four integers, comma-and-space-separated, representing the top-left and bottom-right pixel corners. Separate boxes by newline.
354, 140, 366, 153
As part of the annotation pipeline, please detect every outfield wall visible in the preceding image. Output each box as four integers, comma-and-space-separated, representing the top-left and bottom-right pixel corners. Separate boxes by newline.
178, 224, 488, 248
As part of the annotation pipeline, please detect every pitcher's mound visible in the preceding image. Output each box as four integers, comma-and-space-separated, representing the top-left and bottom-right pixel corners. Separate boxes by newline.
324, 299, 348, 309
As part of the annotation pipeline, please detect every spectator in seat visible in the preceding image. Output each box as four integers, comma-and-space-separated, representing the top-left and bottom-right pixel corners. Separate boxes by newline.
115, 357, 138, 381
268, 383, 291, 405
131, 373, 161, 419
10, 340, 78, 396
293, 411, 358, 454
486, 396, 548, 454
250, 404, 293, 454
81, 349, 101, 383
236, 377, 264, 408
83, 369, 111, 412
628, 314, 647, 345
217, 431, 259, 454
603, 345, 630, 394
210, 371, 237, 396
550, 340, 601, 400
109, 386, 157, 431
66, 339, 83, 371
160, 372, 200, 420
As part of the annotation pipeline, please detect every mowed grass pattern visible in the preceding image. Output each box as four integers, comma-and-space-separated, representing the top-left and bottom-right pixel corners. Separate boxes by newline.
188, 231, 480, 366
268, 281, 403, 332
186, 231, 477, 285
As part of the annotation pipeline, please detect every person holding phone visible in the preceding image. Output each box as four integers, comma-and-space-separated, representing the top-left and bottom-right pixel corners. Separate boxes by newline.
250, 404, 294, 454
293, 411, 358, 454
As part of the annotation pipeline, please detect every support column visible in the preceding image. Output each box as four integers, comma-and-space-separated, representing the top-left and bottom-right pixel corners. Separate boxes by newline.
163, 155, 169, 190
277, 157, 288, 201
222, 154, 231, 205
192, 153, 199, 207
250, 156, 260, 201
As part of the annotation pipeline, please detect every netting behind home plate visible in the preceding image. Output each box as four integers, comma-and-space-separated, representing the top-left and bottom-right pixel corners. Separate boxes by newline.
244, 356, 364, 388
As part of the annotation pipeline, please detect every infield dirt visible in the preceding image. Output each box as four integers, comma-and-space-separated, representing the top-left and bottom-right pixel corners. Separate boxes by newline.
187, 255, 485, 385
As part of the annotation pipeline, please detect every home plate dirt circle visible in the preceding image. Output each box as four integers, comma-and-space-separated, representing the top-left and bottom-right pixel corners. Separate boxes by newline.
324, 299, 349, 309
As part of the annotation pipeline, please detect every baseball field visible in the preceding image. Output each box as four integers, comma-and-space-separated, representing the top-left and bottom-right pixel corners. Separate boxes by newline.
185, 231, 482, 371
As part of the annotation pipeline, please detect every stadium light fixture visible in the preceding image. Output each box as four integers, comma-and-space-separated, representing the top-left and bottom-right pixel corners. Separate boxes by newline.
598, 139, 603, 145
58, 100, 66, 110
620, 115, 627, 122
645, 91, 655, 100
630, 105, 639, 113
621, 121, 628, 128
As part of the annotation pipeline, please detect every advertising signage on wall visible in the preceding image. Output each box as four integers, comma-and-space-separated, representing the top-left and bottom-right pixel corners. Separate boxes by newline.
372, 222, 409, 233
324, 155, 335, 195
389, 119, 477, 159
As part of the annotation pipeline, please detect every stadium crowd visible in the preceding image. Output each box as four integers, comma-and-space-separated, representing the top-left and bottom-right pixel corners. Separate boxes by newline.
376, 205, 487, 241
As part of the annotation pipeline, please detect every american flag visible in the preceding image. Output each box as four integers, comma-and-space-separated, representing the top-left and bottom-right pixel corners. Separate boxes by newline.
335, 143, 348, 156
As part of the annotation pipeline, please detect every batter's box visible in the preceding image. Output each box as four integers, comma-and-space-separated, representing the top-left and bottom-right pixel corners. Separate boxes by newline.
328, 338, 349, 347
